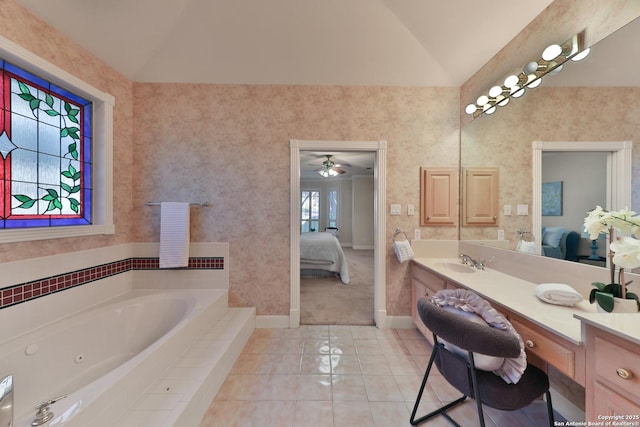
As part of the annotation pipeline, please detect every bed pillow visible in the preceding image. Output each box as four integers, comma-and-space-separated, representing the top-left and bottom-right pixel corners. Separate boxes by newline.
542, 226, 565, 248
438, 306, 505, 372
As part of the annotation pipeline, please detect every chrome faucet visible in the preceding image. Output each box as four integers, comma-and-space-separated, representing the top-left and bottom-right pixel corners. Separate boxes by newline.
0, 375, 13, 427
458, 254, 489, 270
31, 395, 67, 426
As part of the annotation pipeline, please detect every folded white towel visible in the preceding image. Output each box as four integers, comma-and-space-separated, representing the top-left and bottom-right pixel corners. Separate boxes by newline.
535, 283, 583, 307
394, 240, 414, 263
159, 202, 190, 268
516, 240, 537, 254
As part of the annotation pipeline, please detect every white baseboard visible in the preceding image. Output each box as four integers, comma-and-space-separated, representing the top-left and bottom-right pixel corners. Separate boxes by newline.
256, 315, 290, 328
384, 315, 416, 329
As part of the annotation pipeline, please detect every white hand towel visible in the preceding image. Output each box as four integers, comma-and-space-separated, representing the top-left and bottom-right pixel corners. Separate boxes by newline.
394, 240, 414, 263
535, 283, 583, 307
516, 240, 537, 254
159, 202, 190, 268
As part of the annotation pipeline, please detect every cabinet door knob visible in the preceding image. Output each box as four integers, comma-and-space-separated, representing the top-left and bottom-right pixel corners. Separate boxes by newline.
525, 340, 535, 348
423, 289, 429, 297
616, 368, 633, 380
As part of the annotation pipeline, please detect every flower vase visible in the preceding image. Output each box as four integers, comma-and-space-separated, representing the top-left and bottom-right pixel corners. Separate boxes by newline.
596, 297, 639, 313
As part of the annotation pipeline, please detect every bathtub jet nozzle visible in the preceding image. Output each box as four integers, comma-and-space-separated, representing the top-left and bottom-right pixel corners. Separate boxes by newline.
31, 394, 67, 426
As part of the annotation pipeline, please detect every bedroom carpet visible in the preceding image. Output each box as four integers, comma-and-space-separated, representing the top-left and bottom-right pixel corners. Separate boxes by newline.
300, 248, 374, 325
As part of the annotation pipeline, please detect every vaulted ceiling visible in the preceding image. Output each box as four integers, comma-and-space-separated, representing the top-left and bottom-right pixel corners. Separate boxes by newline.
15, 0, 554, 86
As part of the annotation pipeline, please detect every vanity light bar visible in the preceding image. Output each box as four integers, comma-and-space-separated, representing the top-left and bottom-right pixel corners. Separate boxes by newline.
465, 32, 590, 119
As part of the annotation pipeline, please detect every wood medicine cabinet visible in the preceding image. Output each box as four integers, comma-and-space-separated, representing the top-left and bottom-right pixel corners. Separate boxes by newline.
462, 167, 499, 226
420, 167, 458, 226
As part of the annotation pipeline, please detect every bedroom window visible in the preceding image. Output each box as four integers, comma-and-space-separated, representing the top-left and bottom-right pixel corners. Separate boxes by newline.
301, 189, 319, 232
328, 188, 338, 228
0, 36, 114, 243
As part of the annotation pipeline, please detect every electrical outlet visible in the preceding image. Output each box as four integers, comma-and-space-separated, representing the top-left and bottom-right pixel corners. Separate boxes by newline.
414, 229, 421, 240
407, 204, 415, 216
503, 205, 512, 216
498, 229, 505, 240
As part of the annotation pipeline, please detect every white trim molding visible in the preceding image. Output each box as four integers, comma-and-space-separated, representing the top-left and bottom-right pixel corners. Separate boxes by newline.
290, 139, 387, 328
0, 35, 115, 243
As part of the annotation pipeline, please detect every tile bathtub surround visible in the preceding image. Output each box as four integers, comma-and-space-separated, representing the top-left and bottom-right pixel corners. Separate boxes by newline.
200, 325, 561, 427
0, 257, 224, 309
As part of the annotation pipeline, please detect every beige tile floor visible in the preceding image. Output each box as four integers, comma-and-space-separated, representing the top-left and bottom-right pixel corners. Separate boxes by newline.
199, 325, 560, 427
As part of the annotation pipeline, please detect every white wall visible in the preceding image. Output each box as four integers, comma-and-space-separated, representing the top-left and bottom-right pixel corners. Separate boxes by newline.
352, 176, 375, 249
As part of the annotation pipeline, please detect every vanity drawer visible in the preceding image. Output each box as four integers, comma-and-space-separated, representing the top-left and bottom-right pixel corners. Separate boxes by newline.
511, 318, 575, 379
412, 264, 446, 292
594, 336, 640, 398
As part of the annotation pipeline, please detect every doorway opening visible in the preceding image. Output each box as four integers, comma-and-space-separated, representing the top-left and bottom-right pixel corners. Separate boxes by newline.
290, 140, 387, 328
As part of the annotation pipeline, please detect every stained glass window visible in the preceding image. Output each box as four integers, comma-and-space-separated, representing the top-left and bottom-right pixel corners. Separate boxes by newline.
0, 58, 92, 229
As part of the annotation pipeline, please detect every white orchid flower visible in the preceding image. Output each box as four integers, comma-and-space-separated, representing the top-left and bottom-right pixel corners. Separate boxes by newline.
610, 237, 640, 269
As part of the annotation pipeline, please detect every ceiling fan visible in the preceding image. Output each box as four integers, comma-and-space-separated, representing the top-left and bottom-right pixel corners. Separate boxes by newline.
311, 155, 351, 177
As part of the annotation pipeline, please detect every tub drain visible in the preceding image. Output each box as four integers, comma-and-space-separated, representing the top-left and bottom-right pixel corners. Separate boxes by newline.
74, 354, 85, 364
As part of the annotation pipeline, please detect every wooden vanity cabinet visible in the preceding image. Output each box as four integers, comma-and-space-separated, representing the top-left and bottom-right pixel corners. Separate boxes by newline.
584, 325, 640, 421
509, 313, 585, 386
411, 262, 447, 343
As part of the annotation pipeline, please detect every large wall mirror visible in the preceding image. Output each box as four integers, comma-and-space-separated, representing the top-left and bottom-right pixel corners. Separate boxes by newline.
460, 16, 640, 269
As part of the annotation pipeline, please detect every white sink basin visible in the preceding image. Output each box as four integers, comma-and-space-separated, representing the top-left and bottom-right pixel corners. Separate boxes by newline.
438, 262, 476, 273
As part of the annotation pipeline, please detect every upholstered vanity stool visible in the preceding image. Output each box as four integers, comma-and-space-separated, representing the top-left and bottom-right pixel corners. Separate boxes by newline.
410, 297, 554, 427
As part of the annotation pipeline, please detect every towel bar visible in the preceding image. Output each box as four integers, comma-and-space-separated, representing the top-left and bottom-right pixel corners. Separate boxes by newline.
145, 202, 210, 207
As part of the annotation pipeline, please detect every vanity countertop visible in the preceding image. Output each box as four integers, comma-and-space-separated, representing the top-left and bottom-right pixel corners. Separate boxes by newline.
413, 257, 598, 346
573, 313, 640, 346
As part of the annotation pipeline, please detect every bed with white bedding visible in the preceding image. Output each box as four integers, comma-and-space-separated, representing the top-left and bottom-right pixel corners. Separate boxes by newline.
300, 232, 350, 284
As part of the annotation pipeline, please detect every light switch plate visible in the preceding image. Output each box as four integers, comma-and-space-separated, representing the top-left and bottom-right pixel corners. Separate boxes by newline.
407, 204, 415, 216
414, 229, 421, 240
517, 204, 529, 215
503, 205, 512, 216
390, 204, 401, 215
498, 229, 505, 240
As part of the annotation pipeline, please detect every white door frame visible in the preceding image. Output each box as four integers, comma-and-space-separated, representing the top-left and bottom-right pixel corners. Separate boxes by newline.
532, 140, 632, 254
290, 139, 387, 328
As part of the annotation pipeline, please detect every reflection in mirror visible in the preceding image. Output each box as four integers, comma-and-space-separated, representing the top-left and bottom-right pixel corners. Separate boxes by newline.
460, 17, 640, 272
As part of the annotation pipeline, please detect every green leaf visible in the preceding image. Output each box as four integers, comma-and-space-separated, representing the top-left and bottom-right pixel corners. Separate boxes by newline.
73, 172, 81, 181
13, 194, 36, 209
54, 199, 62, 210
42, 194, 55, 201
61, 128, 69, 137
29, 98, 41, 111
626, 292, 639, 301
18, 81, 31, 95
68, 108, 79, 116
45, 200, 56, 212
70, 185, 80, 193
45, 93, 54, 108
68, 114, 79, 124
71, 150, 78, 160
18, 93, 35, 102
64, 101, 72, 113
46, 188, 59, 199
61, 183, 72, 193
69, 198, 79, 213
45, 110, 59, 117
69, 164, 77, 175
595, 292, 615, 313
62, 170, 73, 178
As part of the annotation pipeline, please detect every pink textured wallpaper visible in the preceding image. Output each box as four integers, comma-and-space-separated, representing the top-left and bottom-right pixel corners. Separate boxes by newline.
132, 84, 460, 316
0, 0, 134, 262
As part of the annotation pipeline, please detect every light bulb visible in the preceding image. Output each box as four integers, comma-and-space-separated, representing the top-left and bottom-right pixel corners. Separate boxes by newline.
504, 75, 519, 88
511, 86, 525, 98
524, 61, 539, 74
497, 96, 509, 107
477, 95, 489, 106
485, 105, 497, 115
488, 86, 503, 97
548, 64, 564, 75
542, 44, 562, 61
571, 48, 590, 61
528, 76, 542, 88
465, 104, 477, 115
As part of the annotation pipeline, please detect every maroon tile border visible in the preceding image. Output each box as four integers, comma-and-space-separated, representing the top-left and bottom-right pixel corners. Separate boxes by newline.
0, 257, 224, 310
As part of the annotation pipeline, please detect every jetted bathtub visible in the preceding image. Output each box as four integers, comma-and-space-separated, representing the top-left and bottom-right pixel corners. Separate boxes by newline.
1, 289, 226, 426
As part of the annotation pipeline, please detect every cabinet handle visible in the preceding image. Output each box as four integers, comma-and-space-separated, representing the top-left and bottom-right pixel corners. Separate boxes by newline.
423, 290, 429, 297
525, 340, 535, 348
616, 368, 633, 380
